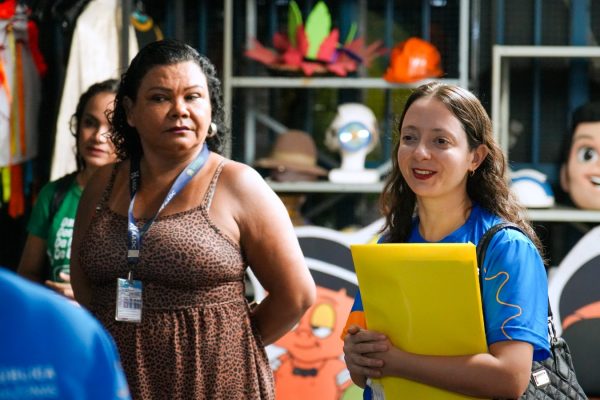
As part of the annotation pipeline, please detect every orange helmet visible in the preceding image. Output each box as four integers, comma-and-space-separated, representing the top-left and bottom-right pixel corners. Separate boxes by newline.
383, 37, 443, 83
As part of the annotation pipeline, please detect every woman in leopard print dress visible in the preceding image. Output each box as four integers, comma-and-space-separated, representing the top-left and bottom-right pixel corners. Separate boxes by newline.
70, 39, 316, 399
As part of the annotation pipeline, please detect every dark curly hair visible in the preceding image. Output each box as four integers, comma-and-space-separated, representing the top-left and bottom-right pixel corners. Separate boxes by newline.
70, 78, 119, 171
109, 39, 226, 160
380, 82, 543, 255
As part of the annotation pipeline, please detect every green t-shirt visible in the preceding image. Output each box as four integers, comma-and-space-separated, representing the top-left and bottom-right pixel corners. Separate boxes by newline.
27, 177, 82, 281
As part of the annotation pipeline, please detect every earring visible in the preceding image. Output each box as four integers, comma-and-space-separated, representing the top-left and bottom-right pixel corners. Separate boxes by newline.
469, 169, 476, 177
208, 122, 217, 137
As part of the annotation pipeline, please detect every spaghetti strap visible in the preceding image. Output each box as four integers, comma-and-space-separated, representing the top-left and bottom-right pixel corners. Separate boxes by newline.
202, 160, 226, 211
96, 163, 119, 211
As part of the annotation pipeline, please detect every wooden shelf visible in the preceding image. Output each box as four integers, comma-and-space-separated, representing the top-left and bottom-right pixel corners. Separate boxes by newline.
268, 180, 600, 223
267, 181, 384, 193
525, 206, 600, 223
230, 76, 460, 89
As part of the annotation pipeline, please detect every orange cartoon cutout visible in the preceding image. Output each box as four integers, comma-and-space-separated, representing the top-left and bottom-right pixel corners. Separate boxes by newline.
272, 286, 355, 399
562, 301, 600, 330
249, 223, 384, 399
560, 102, 600, 209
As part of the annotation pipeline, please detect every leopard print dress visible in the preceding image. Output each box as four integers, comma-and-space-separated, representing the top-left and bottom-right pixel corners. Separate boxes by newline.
80, 161, 275, 399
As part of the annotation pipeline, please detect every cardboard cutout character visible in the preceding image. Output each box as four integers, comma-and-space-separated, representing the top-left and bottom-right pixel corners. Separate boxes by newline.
248, 222, 384, 399
273, 286, 356, 399
549, 225, 600, 396
560, 102, 600, 209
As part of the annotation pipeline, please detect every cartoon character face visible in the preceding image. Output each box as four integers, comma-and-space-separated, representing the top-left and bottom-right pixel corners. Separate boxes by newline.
275, 286, 354, 364
561, 121, 600, 209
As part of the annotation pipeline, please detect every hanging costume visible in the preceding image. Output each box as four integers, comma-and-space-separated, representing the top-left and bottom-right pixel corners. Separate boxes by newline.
50, 0, 138, 180
0, 0, 46, 217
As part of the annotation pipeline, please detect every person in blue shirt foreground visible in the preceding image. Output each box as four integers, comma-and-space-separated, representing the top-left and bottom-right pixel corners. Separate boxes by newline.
0, 267, 130, 400
342, 82, 550, 399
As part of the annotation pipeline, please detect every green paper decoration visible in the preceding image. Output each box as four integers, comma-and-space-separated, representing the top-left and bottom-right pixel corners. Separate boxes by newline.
344, 22, 357, 46
244, 0, 386, 77
305, 1, 331, 59
288, 1, 302, 48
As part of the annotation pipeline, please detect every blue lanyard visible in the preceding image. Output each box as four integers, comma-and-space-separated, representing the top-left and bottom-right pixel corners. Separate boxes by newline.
127, 143, 210, 265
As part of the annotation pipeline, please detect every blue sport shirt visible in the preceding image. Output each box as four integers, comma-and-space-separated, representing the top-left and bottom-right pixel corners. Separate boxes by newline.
0, 268, 130, 400
344, 204, 550, 399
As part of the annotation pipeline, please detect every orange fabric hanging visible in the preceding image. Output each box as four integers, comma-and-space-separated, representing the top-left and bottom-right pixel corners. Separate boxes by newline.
8, 25, 17, 159
4, 26, 25, 217
16, 41, 25, 155
6, 25, 17, 159
8, 164, 24, 218
0, 1, 41, 217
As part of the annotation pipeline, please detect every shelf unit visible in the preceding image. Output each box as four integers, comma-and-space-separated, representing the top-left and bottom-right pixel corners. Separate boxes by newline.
267, 181, 384, 194
264, 183, 600, 223
490, 45, 600, 226
222, 9, 600, 229
229, 77, 461, 89
222, 0, 470, 176
526, 207, 600, 223
491, 45, 600, 157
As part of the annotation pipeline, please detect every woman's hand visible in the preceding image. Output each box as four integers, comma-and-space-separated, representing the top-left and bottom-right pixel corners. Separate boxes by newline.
346, 335, 535, 399
45, 272, 74, 299
343, 324, 389, 387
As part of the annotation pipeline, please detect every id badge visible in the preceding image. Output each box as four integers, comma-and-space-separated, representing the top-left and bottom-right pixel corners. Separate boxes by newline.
115, 277, 143, 323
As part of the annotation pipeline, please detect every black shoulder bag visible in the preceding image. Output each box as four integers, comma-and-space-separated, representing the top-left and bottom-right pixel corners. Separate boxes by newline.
477, 222, 588, 400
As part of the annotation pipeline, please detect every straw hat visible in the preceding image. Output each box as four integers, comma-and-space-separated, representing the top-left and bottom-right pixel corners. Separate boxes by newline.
255, 130, 327, 179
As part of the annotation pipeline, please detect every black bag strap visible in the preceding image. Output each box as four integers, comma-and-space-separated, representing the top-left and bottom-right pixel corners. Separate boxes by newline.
50, 171, 78, 222
476, 222, 556, 337
476, 222, 525, 278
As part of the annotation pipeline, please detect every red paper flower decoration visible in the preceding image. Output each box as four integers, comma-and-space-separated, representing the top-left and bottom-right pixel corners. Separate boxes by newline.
245, 1, 386, 77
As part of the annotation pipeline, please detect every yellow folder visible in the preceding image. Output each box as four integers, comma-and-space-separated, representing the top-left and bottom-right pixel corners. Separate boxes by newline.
351, 243, 489, 400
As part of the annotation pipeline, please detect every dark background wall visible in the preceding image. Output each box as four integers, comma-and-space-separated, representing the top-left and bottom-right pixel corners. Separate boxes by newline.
2, 0, 599, 269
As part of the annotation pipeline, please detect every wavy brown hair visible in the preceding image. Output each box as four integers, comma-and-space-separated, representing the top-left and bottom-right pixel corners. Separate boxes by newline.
379, 82, 543, 255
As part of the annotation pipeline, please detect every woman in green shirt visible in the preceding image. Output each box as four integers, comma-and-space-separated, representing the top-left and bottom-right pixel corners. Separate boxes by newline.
17, 79, 119, 298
